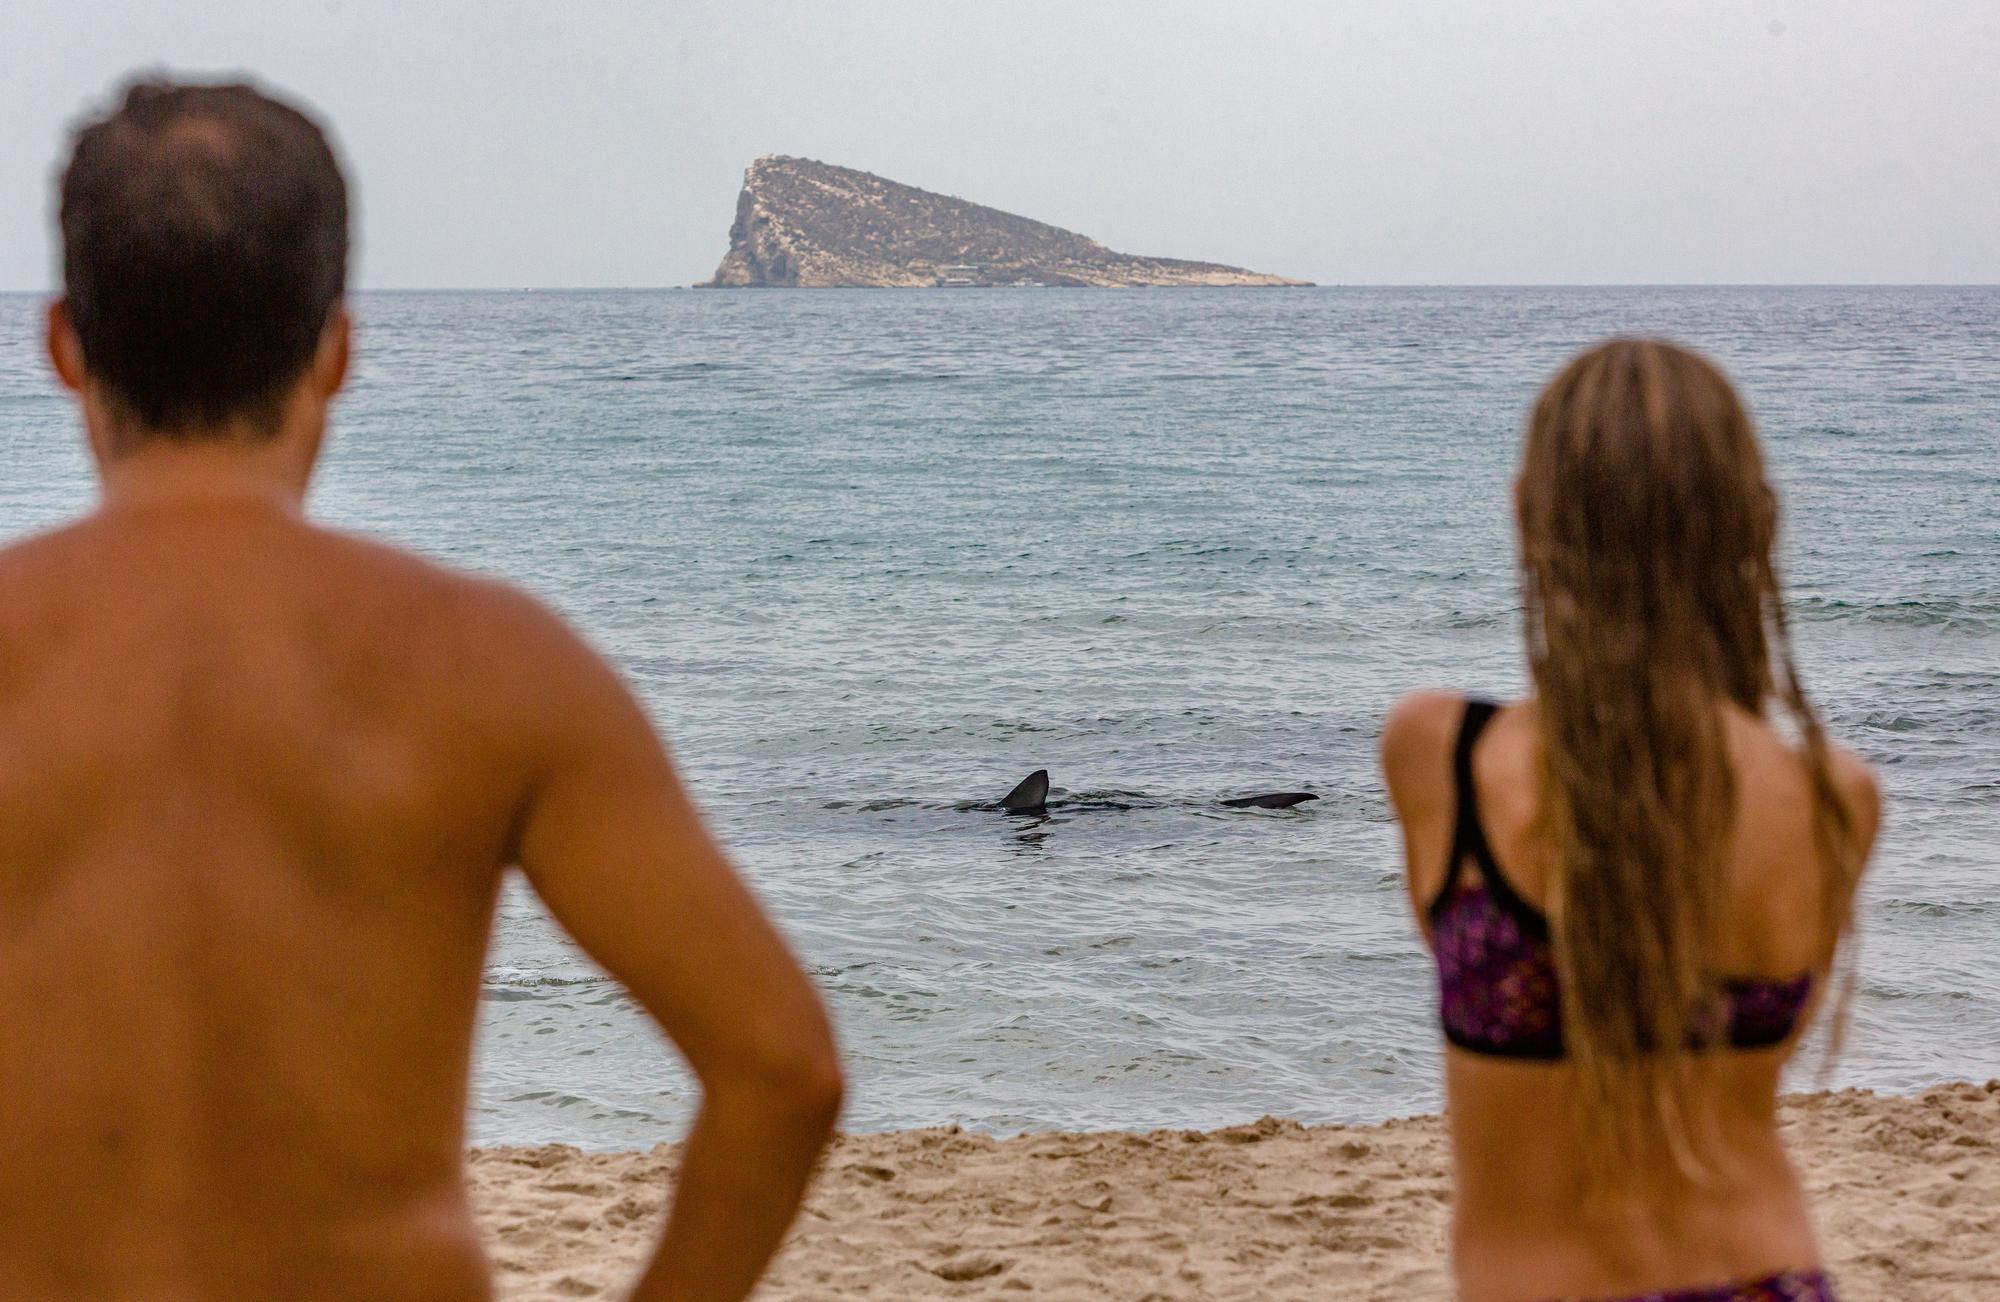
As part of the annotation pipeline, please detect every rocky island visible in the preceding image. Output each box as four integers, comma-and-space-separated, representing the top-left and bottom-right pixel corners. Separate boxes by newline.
698, 156, 1308, 288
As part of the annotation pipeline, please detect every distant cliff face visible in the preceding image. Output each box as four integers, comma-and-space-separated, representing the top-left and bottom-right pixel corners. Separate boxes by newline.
698, 156, 1308, 288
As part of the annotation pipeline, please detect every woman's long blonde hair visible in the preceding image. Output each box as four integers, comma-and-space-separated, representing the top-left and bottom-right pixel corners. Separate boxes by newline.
1516, 339, 1861, 1179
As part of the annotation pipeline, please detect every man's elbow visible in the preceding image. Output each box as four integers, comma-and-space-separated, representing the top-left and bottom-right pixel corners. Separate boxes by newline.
710, 1026, 845, 1134
777, 1036, 845, 1132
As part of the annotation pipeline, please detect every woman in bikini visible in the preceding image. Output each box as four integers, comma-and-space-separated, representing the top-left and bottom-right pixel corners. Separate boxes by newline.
1381, 338, 1881, 1301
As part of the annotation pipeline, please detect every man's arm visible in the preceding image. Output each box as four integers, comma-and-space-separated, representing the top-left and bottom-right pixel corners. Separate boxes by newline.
499, 596, 843, 1302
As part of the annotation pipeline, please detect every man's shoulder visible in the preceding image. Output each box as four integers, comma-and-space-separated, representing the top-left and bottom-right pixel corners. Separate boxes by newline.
301, 524, 591, 675
320, 533, 643, 763
306, 524, 543, 617
0, 518, 99, 583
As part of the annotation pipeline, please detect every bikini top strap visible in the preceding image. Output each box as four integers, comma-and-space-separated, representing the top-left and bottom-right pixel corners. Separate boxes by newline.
1427, 698, 1498, 916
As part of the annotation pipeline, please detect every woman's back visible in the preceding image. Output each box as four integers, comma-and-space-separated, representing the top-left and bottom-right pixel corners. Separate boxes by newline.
1385, 692, 1877, 1300
1381, 339, 1880, 1301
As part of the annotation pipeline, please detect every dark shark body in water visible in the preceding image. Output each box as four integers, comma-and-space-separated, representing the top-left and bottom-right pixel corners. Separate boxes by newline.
1220, 792, 1320, 810
993, 771, 1317, 815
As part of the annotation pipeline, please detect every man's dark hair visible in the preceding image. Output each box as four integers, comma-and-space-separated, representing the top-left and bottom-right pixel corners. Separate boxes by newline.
59, 79, 349, 435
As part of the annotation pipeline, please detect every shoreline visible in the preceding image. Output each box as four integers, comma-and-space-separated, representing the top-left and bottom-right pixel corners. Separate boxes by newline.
473, 1080, 1998, 1300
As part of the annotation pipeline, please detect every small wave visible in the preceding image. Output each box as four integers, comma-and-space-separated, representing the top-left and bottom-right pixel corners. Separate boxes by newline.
485, 968, 603, 990
656, 360, 748, 380
1857, 982, 1977, 1002
807, 960, 880, 978
1880, 898, 1996, 920
483, 971, 612, 1003
1055, 788, 1155, 803
844, 370, 967, 388
1855, 710, 1930, 733
1791, 595, 2000, 632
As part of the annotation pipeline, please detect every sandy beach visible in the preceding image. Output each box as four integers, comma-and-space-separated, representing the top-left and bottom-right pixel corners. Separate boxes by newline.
472, 1080, 1998, 1300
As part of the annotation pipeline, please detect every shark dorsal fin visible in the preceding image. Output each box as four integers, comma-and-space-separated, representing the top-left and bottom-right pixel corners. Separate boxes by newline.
1000, 769, 1051, 814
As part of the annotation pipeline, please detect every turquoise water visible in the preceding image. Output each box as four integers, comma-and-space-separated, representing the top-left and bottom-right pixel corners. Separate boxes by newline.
1, 287, 1995, 1146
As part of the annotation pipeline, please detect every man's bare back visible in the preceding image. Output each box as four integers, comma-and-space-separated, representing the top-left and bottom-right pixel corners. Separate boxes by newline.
11, 79, 842, 1301
0, 503, 526, 1296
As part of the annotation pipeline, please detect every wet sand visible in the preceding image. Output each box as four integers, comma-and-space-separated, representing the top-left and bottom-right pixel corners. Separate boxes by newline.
472, 1081, 1998, 1299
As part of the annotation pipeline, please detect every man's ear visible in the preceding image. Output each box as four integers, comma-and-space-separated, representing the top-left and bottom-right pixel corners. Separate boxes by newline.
46, 299, 86, 393
313, 303, 351, 400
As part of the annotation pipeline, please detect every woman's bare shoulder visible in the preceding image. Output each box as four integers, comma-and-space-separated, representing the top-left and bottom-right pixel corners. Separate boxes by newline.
1380, 690, 1467, 820
1729, 707, 1884, 873
1824, 740, 1883, 855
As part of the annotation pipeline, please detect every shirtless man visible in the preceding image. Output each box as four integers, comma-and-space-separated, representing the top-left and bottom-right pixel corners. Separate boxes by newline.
3, 79, 843, 1300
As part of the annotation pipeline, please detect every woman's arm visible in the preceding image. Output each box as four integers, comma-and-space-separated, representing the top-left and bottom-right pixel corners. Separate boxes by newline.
1380, 690, 1466, 944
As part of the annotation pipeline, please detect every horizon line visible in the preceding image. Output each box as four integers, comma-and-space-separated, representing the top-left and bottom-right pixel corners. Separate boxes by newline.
3, 281, 1998, 295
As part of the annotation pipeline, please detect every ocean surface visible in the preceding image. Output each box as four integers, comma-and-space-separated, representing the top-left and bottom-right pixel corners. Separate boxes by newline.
0, 286, 1995, 1147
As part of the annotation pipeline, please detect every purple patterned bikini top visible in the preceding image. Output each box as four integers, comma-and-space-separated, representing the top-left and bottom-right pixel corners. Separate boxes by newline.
1428, 700, 1814, 1060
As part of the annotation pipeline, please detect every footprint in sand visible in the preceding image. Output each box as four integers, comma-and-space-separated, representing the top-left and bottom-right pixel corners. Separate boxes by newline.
928, 1251, 1011, 1282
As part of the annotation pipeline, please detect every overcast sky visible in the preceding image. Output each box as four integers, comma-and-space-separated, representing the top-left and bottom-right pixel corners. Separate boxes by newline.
2, 1, 1996, 289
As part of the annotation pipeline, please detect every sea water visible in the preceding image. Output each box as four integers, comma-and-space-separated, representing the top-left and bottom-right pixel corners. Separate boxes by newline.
0, 286, 1994, 1147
